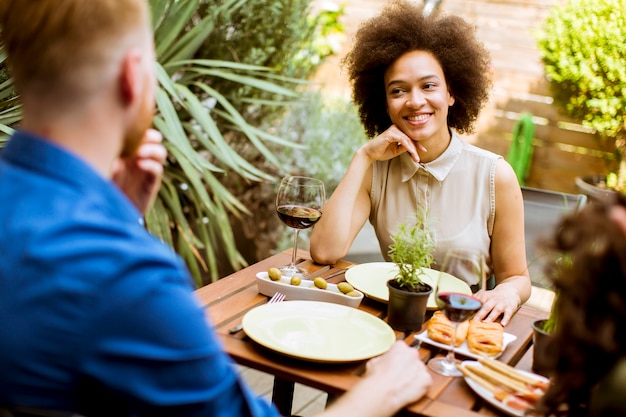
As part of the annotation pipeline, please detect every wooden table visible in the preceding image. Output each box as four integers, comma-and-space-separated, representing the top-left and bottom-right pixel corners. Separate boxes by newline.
194, 250, 548, 417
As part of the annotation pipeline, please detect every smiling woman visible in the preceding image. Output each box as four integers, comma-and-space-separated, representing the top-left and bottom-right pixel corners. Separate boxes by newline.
309, 0, 531, 327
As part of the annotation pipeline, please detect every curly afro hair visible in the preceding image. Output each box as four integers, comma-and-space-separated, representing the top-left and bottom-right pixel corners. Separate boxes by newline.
343, 0, 492, 137
536, 193, 626, 415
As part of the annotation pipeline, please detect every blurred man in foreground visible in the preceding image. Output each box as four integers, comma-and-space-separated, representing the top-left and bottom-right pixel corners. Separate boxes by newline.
0, 1, 431, 416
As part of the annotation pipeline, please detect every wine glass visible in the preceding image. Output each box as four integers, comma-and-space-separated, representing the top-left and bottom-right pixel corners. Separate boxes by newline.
276, 176, 326, 277
428, 248, 486, 377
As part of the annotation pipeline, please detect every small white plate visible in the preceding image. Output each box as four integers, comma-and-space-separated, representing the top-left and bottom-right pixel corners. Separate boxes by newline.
414, 331, 517, 360
344, 262, 471, 309
256, 272, 363, 308
461, 360, 548, 416
242, 300, 395, 363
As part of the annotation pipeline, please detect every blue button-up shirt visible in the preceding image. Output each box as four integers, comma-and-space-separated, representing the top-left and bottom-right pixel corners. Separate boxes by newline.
0, 131, 278, 417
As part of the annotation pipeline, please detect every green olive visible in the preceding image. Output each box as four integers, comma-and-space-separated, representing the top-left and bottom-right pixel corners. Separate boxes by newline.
346, 290, 361, 297
268, 267, 282, 281
290, 275, 302, 286
337, 282, 354, 294
313, 277, 327, 290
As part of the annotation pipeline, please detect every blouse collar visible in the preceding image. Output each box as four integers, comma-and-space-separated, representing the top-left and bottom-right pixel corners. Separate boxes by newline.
401, 131, 463, 182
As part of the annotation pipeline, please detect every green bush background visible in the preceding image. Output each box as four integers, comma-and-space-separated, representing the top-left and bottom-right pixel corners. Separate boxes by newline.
537, 0, 626, 190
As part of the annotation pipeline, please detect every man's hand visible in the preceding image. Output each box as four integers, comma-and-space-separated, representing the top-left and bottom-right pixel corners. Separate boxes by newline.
112, 129, 167, 215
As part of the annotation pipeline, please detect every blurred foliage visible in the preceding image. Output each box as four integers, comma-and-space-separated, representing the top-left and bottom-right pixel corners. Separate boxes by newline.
269, 90, 369, 252
271, 90, 368, 196
537, 0, 626, 191
0, 49, 19, 141
199, 0, 344, 81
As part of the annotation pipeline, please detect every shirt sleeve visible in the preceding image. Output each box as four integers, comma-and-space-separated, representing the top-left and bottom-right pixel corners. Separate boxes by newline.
79, 260, 280, 417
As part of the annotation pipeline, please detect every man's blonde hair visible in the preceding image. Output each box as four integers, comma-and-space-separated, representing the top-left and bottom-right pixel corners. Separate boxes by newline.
0, 0, 150, 100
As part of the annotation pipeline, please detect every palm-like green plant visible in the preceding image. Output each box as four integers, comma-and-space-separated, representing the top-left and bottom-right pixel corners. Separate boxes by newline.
149, 0, 308, 284
0, 50, 18, 141
0, 0, 312, 285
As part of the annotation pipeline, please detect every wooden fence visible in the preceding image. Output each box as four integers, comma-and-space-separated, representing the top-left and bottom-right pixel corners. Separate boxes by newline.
441, 0, 612, 194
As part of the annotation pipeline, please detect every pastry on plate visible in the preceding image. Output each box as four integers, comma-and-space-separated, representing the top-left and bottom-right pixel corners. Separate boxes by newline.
467, 320, 504, 356
427, 311, 470, 347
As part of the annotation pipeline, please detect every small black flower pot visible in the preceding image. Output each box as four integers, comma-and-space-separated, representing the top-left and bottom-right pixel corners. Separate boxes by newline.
531, 319, 557, 377
386, 280, 432, 332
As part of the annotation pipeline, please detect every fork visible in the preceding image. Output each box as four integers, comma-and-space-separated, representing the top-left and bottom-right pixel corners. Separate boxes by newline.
268, 292, 286, 304
228, 292, 285, 334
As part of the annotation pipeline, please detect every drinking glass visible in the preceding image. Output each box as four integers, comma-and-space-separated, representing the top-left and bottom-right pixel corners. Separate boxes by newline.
276, 176, 325, 277
428, 249, 486, 376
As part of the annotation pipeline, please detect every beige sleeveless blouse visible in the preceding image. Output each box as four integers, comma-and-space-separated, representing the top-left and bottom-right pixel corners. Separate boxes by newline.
370, 133, 500, 274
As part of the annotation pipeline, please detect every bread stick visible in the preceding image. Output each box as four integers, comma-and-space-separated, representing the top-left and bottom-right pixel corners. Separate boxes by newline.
464, 363, 531, 395
459, 364, 510, 402
478, 357, 543, 387
459, 363, 498, 394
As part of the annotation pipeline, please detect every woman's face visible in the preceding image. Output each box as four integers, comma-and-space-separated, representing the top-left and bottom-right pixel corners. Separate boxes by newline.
384, 50, 454, 146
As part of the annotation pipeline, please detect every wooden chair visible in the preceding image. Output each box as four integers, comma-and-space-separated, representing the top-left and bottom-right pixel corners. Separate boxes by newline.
522, 186, 587, 288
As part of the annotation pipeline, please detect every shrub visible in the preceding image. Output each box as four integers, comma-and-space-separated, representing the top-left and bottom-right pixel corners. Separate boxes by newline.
537, 0, 626, 190
272, 91, 368, 194
269, 90, 369, 251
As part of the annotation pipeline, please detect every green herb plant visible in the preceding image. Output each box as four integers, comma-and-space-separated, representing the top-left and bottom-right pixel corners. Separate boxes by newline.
388, 209, 435, 291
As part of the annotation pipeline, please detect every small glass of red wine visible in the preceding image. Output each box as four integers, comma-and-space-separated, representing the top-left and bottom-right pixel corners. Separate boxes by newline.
276, 176, 325, 277
428, 249, 486, 377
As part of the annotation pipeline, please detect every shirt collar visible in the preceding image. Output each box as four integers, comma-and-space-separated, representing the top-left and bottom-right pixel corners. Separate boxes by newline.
401, 132, 463, 182
3, 130, 104, 187
2, 130, 141, 221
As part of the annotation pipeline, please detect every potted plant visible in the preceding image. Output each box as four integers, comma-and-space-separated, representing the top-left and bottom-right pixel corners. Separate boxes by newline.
530, 254, 570, 376
531, 294, 558, 377
536, 0, 626, 203
386, 210, 435, 331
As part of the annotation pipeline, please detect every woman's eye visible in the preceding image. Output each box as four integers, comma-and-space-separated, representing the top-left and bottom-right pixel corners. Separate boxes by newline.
391, 88, 404, 95
424, 83, 436, 90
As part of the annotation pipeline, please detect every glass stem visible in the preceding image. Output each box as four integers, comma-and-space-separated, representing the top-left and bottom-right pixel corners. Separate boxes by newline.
291, 229, 300, 267
446, 322, 458, 365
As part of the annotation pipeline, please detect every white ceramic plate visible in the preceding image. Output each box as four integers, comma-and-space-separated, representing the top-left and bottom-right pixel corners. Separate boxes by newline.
242, 300, 395, 363
256, 272, 363, 308
414, 331, 517, 360
461, 360, 548, 416
344, 262, 471, 309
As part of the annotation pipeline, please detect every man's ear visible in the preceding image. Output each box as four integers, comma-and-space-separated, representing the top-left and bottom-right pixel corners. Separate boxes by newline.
119, 49, 144, 106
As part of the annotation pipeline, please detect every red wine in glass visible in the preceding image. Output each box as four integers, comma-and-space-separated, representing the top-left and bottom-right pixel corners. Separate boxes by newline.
436, 292, 482, 322
428, 249, 486, 377
276, 176, 325, 277
276, 205, 322, 229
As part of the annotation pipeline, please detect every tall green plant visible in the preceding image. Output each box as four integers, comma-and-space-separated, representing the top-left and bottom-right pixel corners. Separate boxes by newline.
146, 0, 311, 284
0, 49, 19, 141
537, 0, 626, 191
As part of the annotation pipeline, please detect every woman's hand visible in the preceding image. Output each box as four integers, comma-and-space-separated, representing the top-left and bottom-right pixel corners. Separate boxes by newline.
363, 125, 426, 164
473, 283, 522, 326
112, 129, 167, 215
